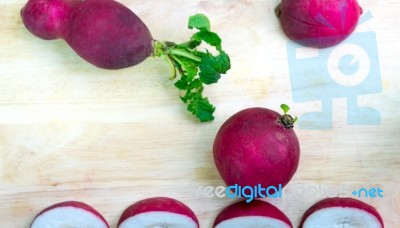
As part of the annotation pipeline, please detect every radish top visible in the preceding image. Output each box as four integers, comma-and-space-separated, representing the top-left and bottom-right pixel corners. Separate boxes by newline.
153, 14, 231, 122
278, 104, 298, 129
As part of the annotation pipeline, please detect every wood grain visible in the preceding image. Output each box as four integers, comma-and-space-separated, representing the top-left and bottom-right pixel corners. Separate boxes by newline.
0, 0, 399, 227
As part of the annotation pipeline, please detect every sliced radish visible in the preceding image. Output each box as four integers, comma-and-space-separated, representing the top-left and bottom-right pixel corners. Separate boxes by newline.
213, 200, 293, 228
300, 197, 384, 228
118, 197, 199, 228
31, 201, 109, 228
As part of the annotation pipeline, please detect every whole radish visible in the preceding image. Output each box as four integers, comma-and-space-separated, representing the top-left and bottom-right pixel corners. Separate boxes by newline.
21, 0, 153, 69
21, 0, 231, 122
213, 105, 300, 195
276, 0, 363, 48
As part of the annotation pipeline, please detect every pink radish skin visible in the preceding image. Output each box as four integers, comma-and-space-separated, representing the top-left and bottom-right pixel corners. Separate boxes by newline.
276, 0, 363, 48
118, 197, 199, 228
213, 107, 300, 192
21, 0, 153, 69
20, 0, 74, 40
31, 201, 109, 228
300, 197, 384, 228
213, 200, 293, 228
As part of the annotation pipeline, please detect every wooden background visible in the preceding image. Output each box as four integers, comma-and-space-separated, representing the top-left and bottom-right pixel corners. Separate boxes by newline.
0, 0, 399, 227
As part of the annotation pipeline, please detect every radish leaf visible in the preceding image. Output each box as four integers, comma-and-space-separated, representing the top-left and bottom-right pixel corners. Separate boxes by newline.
191, 31, 221, 49
154, 14, 230, 122
188, 14, 211, 31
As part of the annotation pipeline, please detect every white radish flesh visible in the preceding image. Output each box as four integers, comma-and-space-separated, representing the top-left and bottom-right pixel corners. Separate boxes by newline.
215, 216, 292, 228
118, 211, 198, 228
31, 206, 108, 228
302, 207, 383, 228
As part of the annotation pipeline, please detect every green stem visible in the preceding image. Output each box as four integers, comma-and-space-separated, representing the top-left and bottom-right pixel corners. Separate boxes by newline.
278, 104, 298, 129
153, 40, 201, 62
162, 55, 177, 80
170, 55, 185, 77
169, 49, 202, 62
177, 41, 193, 47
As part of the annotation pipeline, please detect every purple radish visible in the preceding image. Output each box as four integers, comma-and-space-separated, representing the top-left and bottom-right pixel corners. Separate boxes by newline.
21, 0, 231, 122
276, 0, 363, 48
213, 104, 300, 194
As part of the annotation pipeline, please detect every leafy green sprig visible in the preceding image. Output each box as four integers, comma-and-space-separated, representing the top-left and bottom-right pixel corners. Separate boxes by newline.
153, 14, 231, 122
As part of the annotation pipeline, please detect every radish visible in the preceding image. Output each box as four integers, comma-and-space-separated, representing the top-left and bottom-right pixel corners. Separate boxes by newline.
213, 200, 293, 228
275, 0, 363, 48
213, 105, 300, 195
117, 197, 199, 228
21, 0, 231, 122
31, 201, 109, 228
300, 197, 384, 228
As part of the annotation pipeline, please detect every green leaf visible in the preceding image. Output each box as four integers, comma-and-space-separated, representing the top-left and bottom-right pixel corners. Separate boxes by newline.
180, 90, 191, 103
188, 79, 203, 90
187, 94, 215, 122
174, 77, 188, 90
178, 40, 202, 50
178, 57, 199, 81
214, 52, 231, 74
188, 14, 211, 31
153, 14, 232, 122
199, 62, 220, 85
198, 52, 231, 85
191, 31, 222, 49
281, 104, 290, 114
179, 79, 203, 104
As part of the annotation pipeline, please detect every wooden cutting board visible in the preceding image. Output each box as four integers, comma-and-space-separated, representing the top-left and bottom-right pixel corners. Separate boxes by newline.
0, 0, 399, 227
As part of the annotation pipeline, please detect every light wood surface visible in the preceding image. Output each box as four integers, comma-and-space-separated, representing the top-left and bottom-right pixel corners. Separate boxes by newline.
1, 0, 399, 227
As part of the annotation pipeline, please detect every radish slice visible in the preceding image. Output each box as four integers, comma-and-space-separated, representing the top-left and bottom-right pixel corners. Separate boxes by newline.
31, 201, 109, 228
213, 200, 293, 228
118, 197, 199, 228
300, 197, 384, 228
